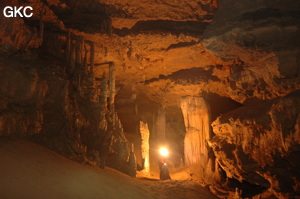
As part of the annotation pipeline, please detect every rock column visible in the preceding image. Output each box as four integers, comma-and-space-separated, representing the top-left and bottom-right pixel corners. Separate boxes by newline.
75, 35, 84, 65
140, 121, 150, 175
109, 62, 115, 112
180, 96, 211, 166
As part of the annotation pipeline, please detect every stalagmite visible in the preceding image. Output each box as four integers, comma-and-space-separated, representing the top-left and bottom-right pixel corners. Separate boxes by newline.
180, 96, 211, 166
140, 121, 150, 175
90, 42, 95, 74
109, 62, 115, 111
83, 44, 88, 73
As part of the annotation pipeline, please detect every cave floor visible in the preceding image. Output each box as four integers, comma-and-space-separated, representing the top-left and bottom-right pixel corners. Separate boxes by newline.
0, 139, 217, 199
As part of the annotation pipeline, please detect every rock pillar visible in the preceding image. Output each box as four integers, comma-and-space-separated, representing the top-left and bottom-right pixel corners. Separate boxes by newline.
180, 96, 211, 166
75, 35, 84, 65
140, 121, 150, 175
109, 62, 115, 112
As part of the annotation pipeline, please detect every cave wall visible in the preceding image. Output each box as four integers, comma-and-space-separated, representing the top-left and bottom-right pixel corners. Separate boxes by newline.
210, 92, 300, 198
0, 0, 134, 172
0, 56, 87, 159
201, 0, 300, 197
0, 0, 300, 197
0, 58, 47, 137
203, 0, 300, 103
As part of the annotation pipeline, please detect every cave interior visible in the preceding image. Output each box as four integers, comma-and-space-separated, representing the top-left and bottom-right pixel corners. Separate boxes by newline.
0, 0, 300, 199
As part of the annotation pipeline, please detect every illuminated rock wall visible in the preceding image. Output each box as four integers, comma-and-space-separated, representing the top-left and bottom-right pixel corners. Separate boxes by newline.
210, 92, 300, 198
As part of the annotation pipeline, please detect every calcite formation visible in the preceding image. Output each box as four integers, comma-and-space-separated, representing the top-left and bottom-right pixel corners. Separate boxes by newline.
180, 96, 211, 167
140, 121, 150, 175
0, 0, 299, 198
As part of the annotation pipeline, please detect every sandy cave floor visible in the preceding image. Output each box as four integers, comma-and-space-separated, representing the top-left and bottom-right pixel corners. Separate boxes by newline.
0, 139, 218, 199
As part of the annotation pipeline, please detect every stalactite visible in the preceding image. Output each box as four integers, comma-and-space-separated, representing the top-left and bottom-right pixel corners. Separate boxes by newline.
65, 31, 71, 65
101, 6, 112, 36
180, 96, 211, 167
140, 121, 150, 175
109, 62, 115, 112
24, 28, 38, 51
75, 36, 83, 65
99, 73, 108, 107
69, 41, 76, 74
99, 73, 107, 132
77, 74, 81, 91
152, 106, 166, 140
83, 44, 88, 74
80, 36, 84, 65
39, 5, 46, 45
88, 74, 98, 102
57, 35, 63, 57
90, 42, 95, 74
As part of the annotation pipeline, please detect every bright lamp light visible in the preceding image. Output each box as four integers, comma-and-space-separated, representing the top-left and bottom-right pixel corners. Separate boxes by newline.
159, 147, 169, 157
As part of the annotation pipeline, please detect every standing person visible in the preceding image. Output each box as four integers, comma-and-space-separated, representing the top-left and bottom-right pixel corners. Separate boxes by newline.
159, 147, 171, 180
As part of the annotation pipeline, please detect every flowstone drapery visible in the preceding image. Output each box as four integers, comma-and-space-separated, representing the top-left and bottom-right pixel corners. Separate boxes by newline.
180, 96, 211, 166
151, 107, 166, 141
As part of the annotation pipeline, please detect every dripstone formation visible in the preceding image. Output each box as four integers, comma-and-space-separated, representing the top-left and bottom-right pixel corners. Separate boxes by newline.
0, 0, 299, 198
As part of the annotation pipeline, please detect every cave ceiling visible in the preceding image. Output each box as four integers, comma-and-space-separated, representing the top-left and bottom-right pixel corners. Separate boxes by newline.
1, 0, 300, 197
1, 0, 300, 108
22, 0, 224, 108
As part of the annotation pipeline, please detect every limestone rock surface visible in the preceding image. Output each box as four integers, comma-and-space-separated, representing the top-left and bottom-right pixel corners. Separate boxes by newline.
202, 0, 300, 102
210, 92, 300, 198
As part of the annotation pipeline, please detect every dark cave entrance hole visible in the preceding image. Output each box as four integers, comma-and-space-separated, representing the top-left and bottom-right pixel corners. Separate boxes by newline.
202, 92, 243, 123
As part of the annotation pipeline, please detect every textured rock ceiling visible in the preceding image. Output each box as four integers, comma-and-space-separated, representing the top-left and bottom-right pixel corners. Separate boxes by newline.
1, 0, 300, 198
39, 0, 223, 107
102, 0, 217, 29
1, 0, 299, 107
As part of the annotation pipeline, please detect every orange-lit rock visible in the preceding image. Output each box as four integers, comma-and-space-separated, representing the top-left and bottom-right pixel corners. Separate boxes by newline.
180, 96, 211, 166
203, 0, 300, 103
210, 92, 300, 198
0, 0, 299, 197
